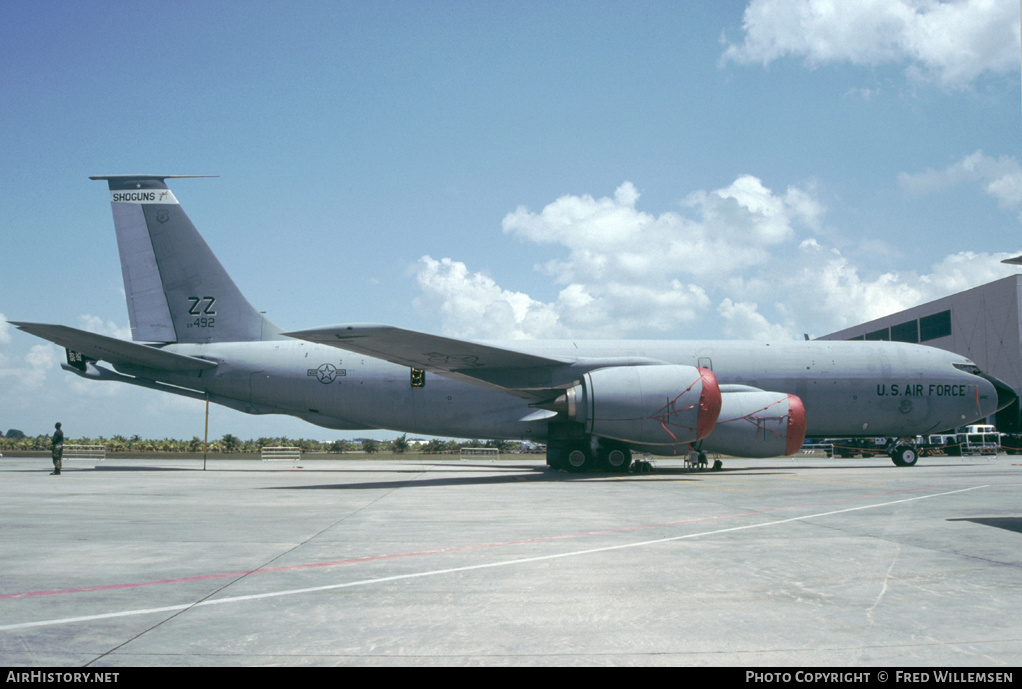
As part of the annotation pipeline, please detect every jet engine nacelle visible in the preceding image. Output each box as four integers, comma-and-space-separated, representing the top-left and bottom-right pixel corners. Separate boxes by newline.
559, 364, 721, 446
700, 390, 806, 458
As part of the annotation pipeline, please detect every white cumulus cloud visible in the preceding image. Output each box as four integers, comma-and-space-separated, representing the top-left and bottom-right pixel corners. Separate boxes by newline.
723, 0, 1020, 89
77, 315, 133, 341
415, 256, 565, 340
0, 344, 58, 390
413, 177, 1021, 341
899, 151, 1022, 213
0, 317, 57, 389
419, 178, 823, 339
718, 299, 795, 340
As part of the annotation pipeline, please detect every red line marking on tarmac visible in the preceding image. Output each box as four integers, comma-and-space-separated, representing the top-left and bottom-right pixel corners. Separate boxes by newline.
0, 484, 955, 601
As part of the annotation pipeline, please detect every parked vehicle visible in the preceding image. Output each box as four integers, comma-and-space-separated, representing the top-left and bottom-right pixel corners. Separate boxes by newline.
942, 425, 1001, 456
1001, 434, 1022, 455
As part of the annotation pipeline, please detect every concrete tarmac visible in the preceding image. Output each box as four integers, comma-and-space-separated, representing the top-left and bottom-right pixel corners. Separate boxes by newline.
1, 454, 1020, 667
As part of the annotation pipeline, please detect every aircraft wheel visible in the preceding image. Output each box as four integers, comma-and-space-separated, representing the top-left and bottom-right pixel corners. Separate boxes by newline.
545, 445, 566, 471
602, 447, 632, 473
890, 445, 918, 467
565, 445, 594, 473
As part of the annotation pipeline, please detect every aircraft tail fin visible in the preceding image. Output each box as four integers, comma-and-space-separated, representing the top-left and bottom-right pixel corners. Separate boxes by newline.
91, 175, 283, 343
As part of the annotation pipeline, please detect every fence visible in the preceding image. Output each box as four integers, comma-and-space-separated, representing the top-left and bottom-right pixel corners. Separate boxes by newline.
798, 443, 834, 458
62, 445, 106, 461
261, 446, 301, 462
459, 447, 499, 460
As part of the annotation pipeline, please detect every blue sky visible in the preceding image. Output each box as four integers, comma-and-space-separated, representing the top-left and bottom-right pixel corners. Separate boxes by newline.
2, 0, 1020, 441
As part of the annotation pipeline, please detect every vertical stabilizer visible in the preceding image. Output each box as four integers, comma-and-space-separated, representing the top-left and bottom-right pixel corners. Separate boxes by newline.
90, 175, 283, 343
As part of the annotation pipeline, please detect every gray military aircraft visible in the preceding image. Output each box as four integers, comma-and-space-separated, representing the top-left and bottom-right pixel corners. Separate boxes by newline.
12, 175, 1016, 471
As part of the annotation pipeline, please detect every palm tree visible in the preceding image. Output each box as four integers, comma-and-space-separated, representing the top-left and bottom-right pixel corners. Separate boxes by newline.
329, 439, 353, 453
220, 434, 240, 453
485, 439, 512, 453
423, 439, 447, 454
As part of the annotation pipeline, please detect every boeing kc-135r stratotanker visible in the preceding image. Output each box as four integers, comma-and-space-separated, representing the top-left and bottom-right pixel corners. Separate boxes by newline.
12, 176, 1016, 471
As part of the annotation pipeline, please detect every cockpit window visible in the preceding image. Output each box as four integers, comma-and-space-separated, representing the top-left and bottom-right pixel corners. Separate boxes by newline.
953, 363, 982, 376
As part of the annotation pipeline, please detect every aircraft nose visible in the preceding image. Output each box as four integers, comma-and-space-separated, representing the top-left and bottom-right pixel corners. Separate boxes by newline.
978, 372, 1017, 415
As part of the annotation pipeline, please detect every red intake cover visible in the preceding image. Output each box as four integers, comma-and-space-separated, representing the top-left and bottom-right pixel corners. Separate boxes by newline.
697, 367, 722, 440
785, 394, 807, 456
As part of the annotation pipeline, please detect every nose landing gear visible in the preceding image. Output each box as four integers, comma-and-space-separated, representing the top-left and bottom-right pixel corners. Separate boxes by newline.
889, 443, 919, 467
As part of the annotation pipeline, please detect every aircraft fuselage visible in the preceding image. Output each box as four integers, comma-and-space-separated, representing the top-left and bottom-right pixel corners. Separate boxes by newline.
145, 338, 1000, 445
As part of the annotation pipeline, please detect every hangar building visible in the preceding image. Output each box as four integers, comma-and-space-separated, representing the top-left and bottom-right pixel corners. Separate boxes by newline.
819, 274, 1022, 432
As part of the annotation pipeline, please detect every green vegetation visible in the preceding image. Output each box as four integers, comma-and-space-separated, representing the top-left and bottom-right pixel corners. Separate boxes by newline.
0, 430, 529, 456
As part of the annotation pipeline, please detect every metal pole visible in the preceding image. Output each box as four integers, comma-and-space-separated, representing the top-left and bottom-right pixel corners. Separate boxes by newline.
203, 394, 209, 471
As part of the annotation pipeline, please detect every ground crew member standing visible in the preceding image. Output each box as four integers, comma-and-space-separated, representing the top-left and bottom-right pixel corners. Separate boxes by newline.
51, 422, 63, 475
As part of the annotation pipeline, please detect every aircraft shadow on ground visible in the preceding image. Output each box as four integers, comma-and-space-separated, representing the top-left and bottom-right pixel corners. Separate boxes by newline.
947, 517, 1022, 534
261, 464, 802, 490
9, 459, 976, 488
258, 458, 984, 490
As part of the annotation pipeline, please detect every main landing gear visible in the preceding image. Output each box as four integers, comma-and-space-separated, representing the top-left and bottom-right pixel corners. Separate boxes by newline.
547, 440, 633, 473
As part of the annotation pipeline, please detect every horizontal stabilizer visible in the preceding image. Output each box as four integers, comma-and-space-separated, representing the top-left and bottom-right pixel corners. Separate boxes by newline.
11, 322, 217, 372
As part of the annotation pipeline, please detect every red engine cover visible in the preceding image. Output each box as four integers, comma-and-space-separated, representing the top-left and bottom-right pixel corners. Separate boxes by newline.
572, 364, 722, 446
700, 390, 807, 458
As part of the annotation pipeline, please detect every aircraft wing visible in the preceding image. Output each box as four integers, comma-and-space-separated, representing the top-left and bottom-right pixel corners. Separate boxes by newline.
285, 324, 583, 401
10, 322, 217, 372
